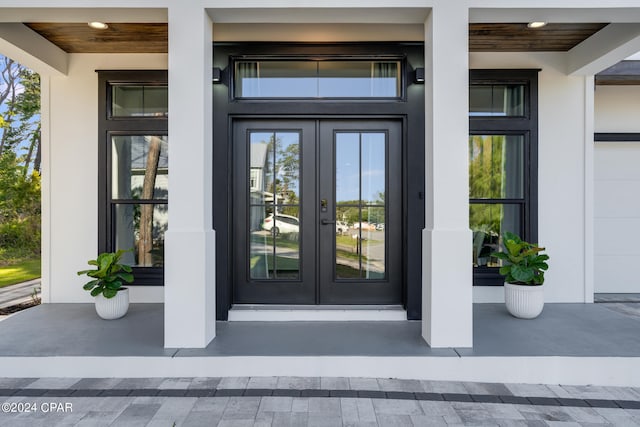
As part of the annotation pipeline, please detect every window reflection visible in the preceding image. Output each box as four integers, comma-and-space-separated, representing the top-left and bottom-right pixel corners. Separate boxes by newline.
110, 135, 168, 268
469, 135, 523, 199
114, 204, 167, 267
469, 84, 524, 117
112, 135, 168, 200
471, 204, 521, 267
335, 132, 386, 280
249, 131, 301, 280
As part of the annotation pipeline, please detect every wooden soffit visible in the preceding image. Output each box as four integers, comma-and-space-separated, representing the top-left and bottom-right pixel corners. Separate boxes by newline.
470, 23, 609, 52
596, 60, 640, 85
25, 23, 168, 54
24, 22, 609, 54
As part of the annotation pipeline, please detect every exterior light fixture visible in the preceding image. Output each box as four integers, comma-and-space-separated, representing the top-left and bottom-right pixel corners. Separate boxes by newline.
88, 21, 109, 30
414, 68, 425, 84
212, 67, 222, 83
527, 22, 547, 29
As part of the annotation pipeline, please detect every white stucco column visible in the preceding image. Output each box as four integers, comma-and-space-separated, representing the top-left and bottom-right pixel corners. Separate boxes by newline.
583, 75, 595, 303
165, 6, 216, 348
422, 5, 473, 348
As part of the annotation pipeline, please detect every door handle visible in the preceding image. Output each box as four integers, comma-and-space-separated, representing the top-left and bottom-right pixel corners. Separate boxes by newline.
321, 219, 336, 225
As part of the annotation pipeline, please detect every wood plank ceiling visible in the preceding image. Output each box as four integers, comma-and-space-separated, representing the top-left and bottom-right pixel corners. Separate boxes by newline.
25, 23, 168, 53
25, 22, 608, 54
469, 23, 608, 52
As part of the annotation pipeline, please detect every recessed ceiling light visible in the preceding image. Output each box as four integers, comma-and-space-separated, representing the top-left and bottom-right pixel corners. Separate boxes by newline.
527, 22, 547, 29
88, 21, 109, 30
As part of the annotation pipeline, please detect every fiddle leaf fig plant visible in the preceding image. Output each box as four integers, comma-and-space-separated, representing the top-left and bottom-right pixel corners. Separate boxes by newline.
491, 232, 549, 285
78, 249, 134, 298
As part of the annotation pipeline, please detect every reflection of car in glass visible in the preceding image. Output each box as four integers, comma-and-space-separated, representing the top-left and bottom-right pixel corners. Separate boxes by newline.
336, 221, 348, 235
262, 214, 299, 236
353, 222, 376, 231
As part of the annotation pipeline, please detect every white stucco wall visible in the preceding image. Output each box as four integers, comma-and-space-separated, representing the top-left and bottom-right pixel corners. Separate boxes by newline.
470, 52, 591, 303
46, 53, 167, 303
593, 85, 640, 293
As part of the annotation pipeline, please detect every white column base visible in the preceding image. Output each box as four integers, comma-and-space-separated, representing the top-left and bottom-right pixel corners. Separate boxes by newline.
422, 228, 473, 348
164, 229, 216, 348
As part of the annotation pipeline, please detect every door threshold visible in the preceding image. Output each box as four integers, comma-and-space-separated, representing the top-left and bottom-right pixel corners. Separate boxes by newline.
228, 305, 407, 321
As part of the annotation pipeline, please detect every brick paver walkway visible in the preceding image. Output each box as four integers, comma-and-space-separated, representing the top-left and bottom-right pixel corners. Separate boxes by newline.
0, 377, 638, 426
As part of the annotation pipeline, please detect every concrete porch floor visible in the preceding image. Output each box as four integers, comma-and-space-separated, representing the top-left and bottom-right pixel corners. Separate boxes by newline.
0, 303, 639, 386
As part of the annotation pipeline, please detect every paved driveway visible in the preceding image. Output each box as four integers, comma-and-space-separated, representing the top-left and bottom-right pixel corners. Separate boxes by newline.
0, 376, 639, 426
0, 279, 40, 309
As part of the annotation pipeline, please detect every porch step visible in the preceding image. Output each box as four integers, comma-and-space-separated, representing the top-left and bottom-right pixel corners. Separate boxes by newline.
228, 305, 407, 321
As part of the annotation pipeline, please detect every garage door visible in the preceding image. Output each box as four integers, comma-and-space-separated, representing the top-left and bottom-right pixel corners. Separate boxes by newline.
594, 142, 640, 293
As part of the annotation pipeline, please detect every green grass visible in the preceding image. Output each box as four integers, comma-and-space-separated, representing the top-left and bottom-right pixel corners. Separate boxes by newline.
0, 258, 41, 288
336, 235, 382, 245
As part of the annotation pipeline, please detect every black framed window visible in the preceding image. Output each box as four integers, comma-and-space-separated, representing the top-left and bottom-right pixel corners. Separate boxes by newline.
98, 70, 168, 286
469, 70, 538, 286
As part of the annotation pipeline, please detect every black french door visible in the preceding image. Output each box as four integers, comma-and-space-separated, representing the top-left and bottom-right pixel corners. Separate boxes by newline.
233, 119, 402, 304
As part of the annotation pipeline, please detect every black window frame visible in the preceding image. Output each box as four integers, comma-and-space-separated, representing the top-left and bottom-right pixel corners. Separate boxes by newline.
98, 70, 168, 286
469, 69, 539, 286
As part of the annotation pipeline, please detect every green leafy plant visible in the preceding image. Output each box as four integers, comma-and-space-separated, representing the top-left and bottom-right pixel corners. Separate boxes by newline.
77, 249, 134, 298
492, 232, 549, 285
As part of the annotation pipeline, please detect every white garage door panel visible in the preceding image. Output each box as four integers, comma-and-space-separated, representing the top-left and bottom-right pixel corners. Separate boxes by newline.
594, 180, 640, 218
595, 255, 640, 293
594, 144, 640, 180
594, 218, 640, 256
594, 142, 640, 293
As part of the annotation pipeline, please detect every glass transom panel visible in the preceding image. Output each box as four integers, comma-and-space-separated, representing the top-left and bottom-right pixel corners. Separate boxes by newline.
235, 60, 401, 98
111, 85, 168, 117
469, 84, 525, 117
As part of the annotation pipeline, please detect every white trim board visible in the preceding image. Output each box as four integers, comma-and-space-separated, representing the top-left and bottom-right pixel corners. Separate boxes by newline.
1, 355, 639, 387
228, 306, 407, 321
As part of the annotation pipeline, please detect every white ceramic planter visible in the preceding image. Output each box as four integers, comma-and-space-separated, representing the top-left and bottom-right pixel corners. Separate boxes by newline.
95, 288, 129, 320
504, 282, 544, 319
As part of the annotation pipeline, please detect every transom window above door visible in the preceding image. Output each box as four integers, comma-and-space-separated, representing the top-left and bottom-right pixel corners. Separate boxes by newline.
234, 60, 402, 99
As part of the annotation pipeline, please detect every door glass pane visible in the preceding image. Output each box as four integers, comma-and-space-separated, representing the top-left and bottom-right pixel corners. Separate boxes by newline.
470, 203, 521, 267
112, 135, 168, 200
336, 133, 360, 204
111, 85, 168, 117
113, 203, 167, 267
335, 132, 386, 280
249, 131, 301, 280
469, 135, 524, 199
361, 133, 386, 205
469, 84, 524, 117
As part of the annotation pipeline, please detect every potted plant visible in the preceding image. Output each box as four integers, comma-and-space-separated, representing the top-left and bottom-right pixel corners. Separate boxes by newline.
78, 249, 134, 320
492, 232, 549, 319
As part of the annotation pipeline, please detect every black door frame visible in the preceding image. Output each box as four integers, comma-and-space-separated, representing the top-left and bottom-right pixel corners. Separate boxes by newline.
318, 120, 402, 304
213, 42, 425, 320
232, 119, 317, 304
232, 119, 403, 305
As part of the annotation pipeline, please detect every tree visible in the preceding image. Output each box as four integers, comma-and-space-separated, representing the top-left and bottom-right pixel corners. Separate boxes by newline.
0, 150, 40, 262
137, 136, 162, 267
0, 56, 41, 265
0, 56, 21, 154
0, 63, 40, 172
